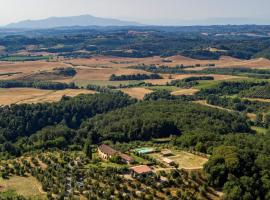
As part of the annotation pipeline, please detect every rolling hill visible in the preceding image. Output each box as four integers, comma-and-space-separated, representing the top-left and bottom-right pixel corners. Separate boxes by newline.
5, 15, 142, 29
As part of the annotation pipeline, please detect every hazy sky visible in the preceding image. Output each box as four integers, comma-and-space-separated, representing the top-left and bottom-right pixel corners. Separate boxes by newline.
1, 0, 270, 25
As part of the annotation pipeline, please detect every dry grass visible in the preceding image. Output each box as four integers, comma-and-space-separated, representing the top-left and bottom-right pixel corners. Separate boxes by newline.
0, 176, 46, 199
171, 89, 199, 96
120, 87, 153, 99
150, 150, 208, 170
0, 60, 71, 80
0, 88, 95, 105
0, 55, 269, 86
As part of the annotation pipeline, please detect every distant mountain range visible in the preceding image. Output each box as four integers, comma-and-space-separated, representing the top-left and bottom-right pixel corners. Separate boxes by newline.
3, 15, 270, 29
5, 15, 142, 29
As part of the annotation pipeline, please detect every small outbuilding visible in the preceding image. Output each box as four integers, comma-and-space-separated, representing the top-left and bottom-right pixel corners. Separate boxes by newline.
163, 158, 175, 166
131, 165, 153, 177
161, 149, 173, 156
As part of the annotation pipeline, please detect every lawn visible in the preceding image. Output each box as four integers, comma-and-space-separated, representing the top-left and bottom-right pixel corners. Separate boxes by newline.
251, 126, 268, 135
146, 85, 180, 92
0, 176, 46, 199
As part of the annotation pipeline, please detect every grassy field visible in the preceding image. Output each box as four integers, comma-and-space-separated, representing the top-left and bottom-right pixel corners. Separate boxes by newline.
149, 149, 208, 170
146, 85, 180, 92
251, 126, 268, 135
171, 88, 199, 96
0, 176, 46, 199
0, 88, 96, 105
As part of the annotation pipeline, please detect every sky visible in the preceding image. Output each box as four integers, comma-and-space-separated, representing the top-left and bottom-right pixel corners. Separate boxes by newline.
0, 0, 270, 26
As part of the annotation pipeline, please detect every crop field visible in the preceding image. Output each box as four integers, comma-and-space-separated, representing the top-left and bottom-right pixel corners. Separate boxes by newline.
0, 176, 46, 199
0, 55, 269, 106
149, 150, 208, 170
0, 60, 71, 80
0, 88, 95, 105
120, 87, 153, 99
0, 55, 269, 87
67, 55, 270, 69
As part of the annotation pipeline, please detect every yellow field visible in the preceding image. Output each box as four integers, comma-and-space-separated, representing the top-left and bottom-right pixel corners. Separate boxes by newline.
0, 88, 96, 105
0, 176, 46, 199
150, 150, 208, 170
120, 87, 153, 99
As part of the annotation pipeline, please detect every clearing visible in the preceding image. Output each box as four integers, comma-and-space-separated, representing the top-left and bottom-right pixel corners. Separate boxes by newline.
0, 176, 46, 199
120, 87, 153, 100
149, 150, 208, 170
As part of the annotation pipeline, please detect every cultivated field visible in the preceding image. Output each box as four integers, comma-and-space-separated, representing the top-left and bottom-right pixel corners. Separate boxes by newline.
0, 176, 46, 199
0, 55, 269, 87
0, 88, 95, 105
0, 60, 72, 80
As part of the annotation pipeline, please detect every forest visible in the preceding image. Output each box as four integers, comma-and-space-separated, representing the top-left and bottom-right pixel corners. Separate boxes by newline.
1, 25, 270, 60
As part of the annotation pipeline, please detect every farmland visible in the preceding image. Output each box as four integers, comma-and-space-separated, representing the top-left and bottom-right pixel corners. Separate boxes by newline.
1, 25, 270, 200
0, 88, 95, 105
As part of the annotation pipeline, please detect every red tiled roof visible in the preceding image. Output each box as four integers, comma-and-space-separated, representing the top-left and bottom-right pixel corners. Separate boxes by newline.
98, 144, 117, 156
131, 165, 152, 174
120, 153, 134, 162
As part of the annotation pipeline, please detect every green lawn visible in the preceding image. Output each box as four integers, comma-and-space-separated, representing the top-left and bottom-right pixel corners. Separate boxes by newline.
251, 126, 268, 135
75, 80, 143, 87
146, 85, 180, 92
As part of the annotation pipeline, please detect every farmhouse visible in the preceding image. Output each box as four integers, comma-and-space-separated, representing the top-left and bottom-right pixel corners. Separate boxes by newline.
98, 144, 117, 160
98, 144, 134, 164
131, 165, 153, 177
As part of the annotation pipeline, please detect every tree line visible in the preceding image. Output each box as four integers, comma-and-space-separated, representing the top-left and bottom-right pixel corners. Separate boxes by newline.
109, 73, 163, 81
0, 80, 78, 90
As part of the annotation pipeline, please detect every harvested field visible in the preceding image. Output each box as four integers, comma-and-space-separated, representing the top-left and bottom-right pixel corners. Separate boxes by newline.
120, 87, 153, 100
171, 89, 199, 96
0, 60, 71, 80
0, 88, 95, 105
0, 176, 46, 199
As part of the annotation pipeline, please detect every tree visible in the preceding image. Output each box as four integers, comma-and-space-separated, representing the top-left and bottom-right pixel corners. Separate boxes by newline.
84, 140, 92, 160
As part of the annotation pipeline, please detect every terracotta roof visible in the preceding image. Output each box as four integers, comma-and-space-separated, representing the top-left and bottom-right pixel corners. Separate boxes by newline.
131, 165, 152, 174
98, 144, 117, 156
120, 153, 134, 162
